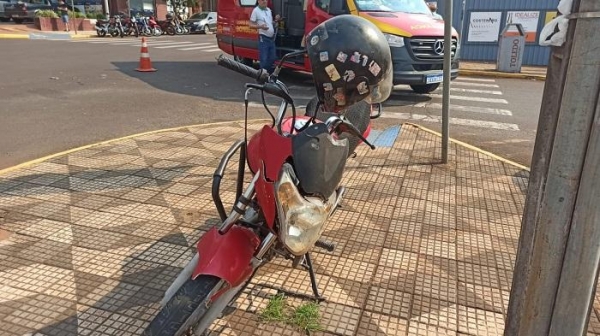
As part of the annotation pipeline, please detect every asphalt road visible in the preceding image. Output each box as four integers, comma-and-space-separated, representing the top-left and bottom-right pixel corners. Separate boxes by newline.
0, 34, 545, 169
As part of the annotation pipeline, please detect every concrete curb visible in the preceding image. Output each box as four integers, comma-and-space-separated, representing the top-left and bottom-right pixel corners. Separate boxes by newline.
405, 122, 531, 171
1, 119, 530, 177
0, 33, 96, 39
0, 119, 270, 177
0, 33, 29, 39
460, 69, 546, 81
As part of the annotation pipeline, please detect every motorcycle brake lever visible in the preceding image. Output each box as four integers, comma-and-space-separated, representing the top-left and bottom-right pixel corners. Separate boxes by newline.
337, 120, 376, 150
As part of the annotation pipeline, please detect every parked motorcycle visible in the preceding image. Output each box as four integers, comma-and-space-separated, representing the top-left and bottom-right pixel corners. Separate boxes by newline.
110, 15, 125, 37
142, 14, 392, 336
148, 16, 163, 36
166, 12, 188, 35
157, 18, 175, 35
136, 15, 153, 36
95, 19, 110, 37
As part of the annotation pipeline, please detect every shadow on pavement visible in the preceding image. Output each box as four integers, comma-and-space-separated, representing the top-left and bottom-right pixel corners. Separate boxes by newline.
111, 61, 317, 106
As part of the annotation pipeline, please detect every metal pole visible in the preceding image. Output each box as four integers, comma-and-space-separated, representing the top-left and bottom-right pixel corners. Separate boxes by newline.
459, 0, 466, 47
104, 0, 109, 17
503, 26, 573, 336
70, 0, 77, 34
504, 0, 600, 335
441, 0, 452, 163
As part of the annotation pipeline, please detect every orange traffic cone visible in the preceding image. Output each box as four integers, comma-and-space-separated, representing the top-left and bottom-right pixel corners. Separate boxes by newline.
136, 37, 157, 72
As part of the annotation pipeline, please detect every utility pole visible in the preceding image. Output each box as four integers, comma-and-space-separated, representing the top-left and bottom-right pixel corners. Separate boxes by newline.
504, 0, 600, 335
441, 0, 452, 163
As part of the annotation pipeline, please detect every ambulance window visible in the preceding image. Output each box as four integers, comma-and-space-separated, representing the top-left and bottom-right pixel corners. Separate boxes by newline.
328, 0, 349, 14
239, 0, 256, 6
316, 0, 330, 11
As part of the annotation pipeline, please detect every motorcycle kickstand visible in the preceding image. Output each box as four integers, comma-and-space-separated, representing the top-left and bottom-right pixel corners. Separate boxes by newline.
303, 253, 326, 302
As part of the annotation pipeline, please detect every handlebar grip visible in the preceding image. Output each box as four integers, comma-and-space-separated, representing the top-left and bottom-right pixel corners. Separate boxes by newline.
217, 54, 269, 84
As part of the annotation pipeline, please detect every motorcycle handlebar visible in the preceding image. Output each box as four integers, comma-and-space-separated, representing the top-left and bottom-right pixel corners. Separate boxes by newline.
217, 55, 269, 84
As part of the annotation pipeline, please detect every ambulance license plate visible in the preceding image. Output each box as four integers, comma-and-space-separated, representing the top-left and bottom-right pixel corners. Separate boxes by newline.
426, 74, 444, 84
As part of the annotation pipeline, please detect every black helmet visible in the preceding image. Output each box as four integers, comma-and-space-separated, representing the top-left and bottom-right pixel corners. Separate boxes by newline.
306, 15, 393, 112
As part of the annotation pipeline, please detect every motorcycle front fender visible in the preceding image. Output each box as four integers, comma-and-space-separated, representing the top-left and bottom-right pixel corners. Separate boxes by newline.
192, 226, 261, 287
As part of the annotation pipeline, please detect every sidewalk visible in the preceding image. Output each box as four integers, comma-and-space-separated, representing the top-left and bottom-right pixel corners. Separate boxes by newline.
459, 61, 547, 81
2, 119, 592, 336
0, 23, 95, 39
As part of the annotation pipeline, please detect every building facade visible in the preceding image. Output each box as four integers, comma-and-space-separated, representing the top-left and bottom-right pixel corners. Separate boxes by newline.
436, 0, 560, 66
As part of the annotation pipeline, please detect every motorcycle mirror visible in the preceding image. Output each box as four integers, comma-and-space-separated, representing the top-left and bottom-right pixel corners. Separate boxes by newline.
370, 103, 382, 119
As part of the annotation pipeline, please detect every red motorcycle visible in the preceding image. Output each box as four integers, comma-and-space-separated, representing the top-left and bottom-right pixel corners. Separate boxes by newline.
142, 15, 392, 336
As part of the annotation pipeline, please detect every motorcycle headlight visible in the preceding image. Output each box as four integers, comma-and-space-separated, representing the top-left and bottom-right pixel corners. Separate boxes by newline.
275, 165, 335, 256
383, 33, 405, 48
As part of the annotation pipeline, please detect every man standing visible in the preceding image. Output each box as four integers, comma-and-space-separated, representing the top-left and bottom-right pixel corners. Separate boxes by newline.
249, 0, 280, 73
57, 0, 69, 31
425, 1, 443, 20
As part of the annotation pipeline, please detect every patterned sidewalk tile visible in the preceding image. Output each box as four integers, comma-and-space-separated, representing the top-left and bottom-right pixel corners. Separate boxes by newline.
0, 121, 535, 335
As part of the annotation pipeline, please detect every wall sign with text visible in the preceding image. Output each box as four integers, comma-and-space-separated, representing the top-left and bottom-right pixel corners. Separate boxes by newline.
506, 11, 541, 43
467, 12, 502, 43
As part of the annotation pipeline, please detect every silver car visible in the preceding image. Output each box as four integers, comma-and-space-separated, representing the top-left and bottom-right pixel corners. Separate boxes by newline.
185, 11, 217, 34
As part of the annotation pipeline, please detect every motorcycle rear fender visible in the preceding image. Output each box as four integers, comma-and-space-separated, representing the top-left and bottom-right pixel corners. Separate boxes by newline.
192, 226, 261, 287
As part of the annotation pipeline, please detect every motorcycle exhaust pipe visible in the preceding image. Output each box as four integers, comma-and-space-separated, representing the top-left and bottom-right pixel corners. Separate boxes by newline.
160, 252, 199, 307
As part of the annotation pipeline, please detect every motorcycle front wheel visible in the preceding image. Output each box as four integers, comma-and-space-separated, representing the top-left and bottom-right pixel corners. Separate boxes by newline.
142, 275, 246, 336
97, 30, 106, 37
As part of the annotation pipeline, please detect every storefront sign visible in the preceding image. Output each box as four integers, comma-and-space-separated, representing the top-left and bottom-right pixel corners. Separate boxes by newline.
506, 11, 540, 43
467, 12, 502, 42
545, 11, 558, 25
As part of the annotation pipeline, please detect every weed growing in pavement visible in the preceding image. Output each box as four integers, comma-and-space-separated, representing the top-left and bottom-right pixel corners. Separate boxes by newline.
259, 294, 323, 332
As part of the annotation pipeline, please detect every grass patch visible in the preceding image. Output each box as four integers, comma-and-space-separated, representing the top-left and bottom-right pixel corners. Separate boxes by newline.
291, 301, 322, 332
259, 294, 323, 332
260, 293, 288, 323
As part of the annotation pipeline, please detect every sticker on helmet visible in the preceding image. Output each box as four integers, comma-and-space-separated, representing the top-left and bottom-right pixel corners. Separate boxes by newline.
350, 52, 361, 63
368, 61, 381, 76
361, 55, 369, 66
325, 64, 341, 81
336, 52, 348, 63
343, 70, 355, 82
333, 88, 346, 106
357, 81, 369, 95
310, 35, 319, 46
319, 51, 329, 62
323, 83, 333, 91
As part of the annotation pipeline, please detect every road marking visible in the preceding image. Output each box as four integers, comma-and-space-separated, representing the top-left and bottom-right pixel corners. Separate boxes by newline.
392, 92, 508, 104
410, 102, 513, 116
154, 42, 195, 48
177, 45, 216, 50
381, 112, 520, 131
428, 93, 508, 104
449, 87, 503, 95
145, 41, 193, 46
201, 48, 221, 52
86, 40, 137, 43
449, 81, 500, 88
455, 77, 496, 83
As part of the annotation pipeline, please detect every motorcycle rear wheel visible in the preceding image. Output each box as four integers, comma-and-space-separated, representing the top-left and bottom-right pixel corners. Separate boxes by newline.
142, 275, 245, 336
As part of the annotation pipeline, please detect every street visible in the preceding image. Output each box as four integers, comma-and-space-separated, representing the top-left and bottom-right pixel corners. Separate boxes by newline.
0, 34, 544, 169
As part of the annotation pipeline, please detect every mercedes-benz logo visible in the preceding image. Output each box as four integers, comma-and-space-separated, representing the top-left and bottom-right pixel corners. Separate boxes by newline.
433, 40, 445, 55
